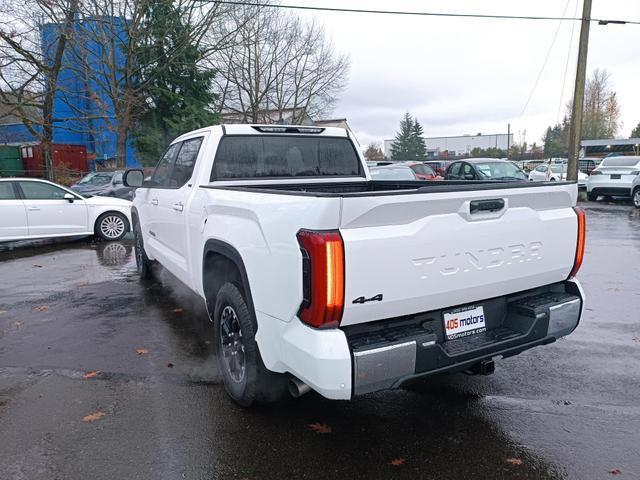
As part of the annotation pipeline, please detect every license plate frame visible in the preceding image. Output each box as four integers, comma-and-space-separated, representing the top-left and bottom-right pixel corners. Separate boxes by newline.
611, 174, 621, 179
443, 305, 487, 340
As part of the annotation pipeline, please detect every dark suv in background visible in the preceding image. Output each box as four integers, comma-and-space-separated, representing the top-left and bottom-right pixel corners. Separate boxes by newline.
70, 170, 134, 200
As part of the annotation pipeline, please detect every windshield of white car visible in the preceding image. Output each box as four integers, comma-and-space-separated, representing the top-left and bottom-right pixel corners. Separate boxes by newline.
211, 136, 364, 180
77, 172, 113, 186
600, 158, 640, 167
475, 162, 526, 180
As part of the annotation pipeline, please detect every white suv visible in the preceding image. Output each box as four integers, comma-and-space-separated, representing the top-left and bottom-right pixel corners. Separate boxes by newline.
586, 156, 640, 207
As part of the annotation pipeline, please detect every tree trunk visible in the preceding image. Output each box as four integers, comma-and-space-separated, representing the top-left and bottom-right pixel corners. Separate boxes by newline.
116, 122, 128, 169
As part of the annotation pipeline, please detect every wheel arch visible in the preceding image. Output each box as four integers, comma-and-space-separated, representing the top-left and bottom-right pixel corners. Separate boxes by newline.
203, 239, 256, 325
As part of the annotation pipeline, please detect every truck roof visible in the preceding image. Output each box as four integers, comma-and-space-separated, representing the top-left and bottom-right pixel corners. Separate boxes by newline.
173, 124, 350, 142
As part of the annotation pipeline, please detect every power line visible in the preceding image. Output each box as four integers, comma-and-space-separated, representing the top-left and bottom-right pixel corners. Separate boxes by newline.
557, 0, 580, 123
515, 0, 572, 121
205, 0, 640, 25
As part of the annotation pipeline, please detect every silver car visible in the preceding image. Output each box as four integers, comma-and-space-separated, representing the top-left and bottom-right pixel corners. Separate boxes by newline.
586, 156, 640, 207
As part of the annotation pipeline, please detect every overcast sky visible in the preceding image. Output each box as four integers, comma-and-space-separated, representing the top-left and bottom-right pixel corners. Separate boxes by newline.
294, 0, 640, 151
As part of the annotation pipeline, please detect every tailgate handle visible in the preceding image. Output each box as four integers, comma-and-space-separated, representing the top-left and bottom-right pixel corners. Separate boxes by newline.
470, 199, 505, 214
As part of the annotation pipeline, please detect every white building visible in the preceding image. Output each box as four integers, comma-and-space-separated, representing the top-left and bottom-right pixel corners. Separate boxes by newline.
384, 133, 514, 158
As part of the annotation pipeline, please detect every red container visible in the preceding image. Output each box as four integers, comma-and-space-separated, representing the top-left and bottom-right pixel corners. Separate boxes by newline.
20, 143, 88, 177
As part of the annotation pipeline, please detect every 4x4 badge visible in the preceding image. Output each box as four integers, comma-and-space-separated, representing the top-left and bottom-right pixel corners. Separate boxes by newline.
352, 294, 383, 304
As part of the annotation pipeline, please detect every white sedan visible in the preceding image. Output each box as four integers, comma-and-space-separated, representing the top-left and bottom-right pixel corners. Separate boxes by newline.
528, 163, 588, 189
0, 178, 132, 242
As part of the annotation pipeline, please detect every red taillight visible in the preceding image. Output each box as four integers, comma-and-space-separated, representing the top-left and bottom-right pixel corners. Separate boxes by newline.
569, 207, 586, 278
296, 230, 345, 328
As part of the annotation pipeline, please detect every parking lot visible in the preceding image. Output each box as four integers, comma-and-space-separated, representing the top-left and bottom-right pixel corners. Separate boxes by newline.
1, 199, 639, 480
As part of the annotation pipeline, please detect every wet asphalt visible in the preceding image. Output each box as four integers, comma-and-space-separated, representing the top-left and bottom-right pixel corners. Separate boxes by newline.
0, 200, 639, 480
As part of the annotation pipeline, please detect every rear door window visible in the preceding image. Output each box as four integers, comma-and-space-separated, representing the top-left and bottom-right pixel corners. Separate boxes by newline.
0, 182, 16, 199
19, 181, 68, 200
171, 137, 203, 187
211, 136, 364, 180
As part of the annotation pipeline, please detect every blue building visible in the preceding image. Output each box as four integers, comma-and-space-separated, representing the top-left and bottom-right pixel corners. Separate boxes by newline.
0, 17, 140, 168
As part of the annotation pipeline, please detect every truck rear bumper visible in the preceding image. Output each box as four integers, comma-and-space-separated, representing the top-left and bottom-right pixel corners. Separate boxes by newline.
346, 279, 583, 396
257, 280, 583, 400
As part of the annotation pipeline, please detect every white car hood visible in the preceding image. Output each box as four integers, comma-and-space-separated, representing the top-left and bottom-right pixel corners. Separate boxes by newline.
84, 195, 132, 207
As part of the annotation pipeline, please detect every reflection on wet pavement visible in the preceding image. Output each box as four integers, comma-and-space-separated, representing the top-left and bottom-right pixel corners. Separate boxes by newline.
0, 202, 639, 479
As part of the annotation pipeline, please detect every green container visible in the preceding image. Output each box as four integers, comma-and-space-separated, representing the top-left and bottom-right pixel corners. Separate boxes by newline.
0, 145, 22, 177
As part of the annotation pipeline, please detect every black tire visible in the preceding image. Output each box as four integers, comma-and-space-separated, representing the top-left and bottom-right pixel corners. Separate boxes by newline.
133, 220, 154, 280
633, 188, 640, 209
587, 192, 598, 202
213, 282, 287, 406
95, 212, 129, 241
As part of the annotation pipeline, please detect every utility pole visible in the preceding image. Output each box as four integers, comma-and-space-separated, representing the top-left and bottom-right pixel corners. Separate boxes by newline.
507, 123, 511, 158
567, 0, 592, 181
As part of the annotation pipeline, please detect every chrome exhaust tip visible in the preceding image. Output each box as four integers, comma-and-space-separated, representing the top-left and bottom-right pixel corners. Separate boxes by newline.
288, 377, 311, 398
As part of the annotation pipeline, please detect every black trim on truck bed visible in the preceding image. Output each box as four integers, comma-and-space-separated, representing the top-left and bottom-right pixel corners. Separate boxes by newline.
201, 180, 577, 198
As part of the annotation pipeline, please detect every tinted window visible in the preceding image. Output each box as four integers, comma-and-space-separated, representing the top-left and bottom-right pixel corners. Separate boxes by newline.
211, 136, 363, 180
171, 137, 203, 187
462, 163, 475, 178
19, 181, 68, 200
447, 163, 461, 177
152, 143, 181, 187
0, 182, 16, 199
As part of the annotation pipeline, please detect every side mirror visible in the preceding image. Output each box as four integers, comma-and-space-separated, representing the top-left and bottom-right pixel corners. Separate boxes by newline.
63, 193, 75, 203
464, 173, 475, 180
123, 169, 144, 188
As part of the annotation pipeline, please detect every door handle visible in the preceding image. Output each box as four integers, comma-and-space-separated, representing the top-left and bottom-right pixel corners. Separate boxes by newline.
151, 199, 158, 206
173, 202, 184, 212
27, 206, 40, 211
470, 199, 505, 214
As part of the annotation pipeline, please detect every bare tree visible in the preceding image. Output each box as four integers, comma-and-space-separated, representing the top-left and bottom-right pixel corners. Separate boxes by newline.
0, 0, 79, 180
58, 0, 241, 167
213, 5, 350, 124
564, 69, 621, 140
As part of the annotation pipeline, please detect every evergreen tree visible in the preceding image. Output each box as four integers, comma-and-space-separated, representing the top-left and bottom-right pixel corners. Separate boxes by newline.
134, 0, 218, 166
411, 119, 427, 160
631, 123, 640, 138
390, 112, 415, 160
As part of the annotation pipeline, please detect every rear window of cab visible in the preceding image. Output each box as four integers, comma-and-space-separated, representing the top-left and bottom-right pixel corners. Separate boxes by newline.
211, 136, 365, 180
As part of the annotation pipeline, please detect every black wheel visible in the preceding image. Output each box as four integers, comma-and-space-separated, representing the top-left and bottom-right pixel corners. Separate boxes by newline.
633, 188, 640, 209
95, 212, 128, 241
133, 220, 154, 280
213, 283, 287, 406
587, 192, 598, 202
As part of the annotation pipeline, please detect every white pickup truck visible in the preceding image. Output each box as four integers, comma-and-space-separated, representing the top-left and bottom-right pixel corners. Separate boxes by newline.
123, 124, 586, 406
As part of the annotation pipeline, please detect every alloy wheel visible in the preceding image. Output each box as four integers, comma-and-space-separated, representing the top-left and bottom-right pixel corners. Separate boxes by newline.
220, 305, 246, 383
100, 215, 125, 239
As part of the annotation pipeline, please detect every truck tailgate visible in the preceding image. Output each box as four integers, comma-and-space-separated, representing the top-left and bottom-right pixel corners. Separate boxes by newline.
339, 184, 579, 326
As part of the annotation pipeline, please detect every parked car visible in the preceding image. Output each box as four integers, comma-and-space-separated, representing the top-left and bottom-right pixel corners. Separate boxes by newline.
528, 163, 588, 189
365, 160, 392, 167
70, 170, 135, 200
0, 178, 132, 242
445, 158, 528, 181
395, 161, 442, 180
586, 156, 640, 207
369, 165, 419, 180
123, 124, 585, 407
424, 160, 454, 176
